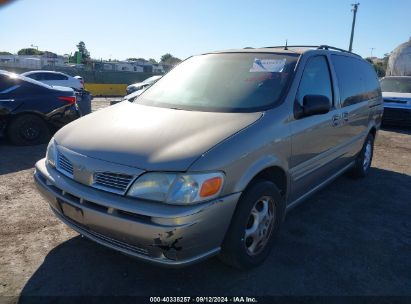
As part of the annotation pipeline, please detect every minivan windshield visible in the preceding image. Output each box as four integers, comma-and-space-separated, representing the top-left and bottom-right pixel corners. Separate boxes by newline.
137, 53, 298, 112
380, 77, 411, 93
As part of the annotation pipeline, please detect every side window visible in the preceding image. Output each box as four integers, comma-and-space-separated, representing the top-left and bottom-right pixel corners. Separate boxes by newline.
331, 55, 372, 107
296, 56, 333, 106
51, 73, 69, 80
362, 61, 381, 100
36, 73, 48, 80
28, 73, 40, 80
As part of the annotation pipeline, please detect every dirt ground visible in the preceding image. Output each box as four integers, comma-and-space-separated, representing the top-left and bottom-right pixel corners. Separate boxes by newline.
0, 98, 410, 301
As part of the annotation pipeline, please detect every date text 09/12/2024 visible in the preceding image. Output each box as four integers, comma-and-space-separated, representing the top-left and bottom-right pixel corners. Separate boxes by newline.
149, 297, 258, 303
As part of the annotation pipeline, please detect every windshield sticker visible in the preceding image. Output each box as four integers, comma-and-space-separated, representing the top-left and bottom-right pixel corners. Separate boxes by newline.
250, 58, 286, 73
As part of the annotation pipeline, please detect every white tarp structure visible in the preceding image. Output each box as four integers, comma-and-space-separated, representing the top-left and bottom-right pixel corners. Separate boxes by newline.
386, 37, 411, 76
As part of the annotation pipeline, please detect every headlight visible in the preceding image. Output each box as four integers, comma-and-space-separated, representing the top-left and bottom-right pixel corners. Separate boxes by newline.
46, 138, 57, 167
127, 172, 224, 205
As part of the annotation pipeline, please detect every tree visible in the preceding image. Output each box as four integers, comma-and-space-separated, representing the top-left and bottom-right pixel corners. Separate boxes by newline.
366, 57, 386, 77
160, 53, 173, 63
76, 41, 90, 59
160, 53, 182, 66
0, 51, 12, 55
126, 58, 146, 62
17, 48, 44, 55
148, 58, 158, 64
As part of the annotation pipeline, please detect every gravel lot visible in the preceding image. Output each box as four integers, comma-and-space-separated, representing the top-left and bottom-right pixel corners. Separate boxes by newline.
0, 98, 410, 300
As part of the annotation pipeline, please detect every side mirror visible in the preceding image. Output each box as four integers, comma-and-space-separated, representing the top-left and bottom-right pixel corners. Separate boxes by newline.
295, 95, 331, 118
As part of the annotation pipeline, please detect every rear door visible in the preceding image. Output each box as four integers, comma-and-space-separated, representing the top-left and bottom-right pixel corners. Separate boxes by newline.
330, 55, 379, 158
289, 55, 349, 202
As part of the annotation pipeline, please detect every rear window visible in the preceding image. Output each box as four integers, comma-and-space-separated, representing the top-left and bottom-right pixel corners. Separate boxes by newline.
331, 55, 380, 107
380, 77, 411, 93
137, 53, 299, 112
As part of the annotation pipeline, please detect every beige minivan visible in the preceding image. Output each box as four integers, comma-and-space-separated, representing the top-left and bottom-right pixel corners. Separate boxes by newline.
34, 45, 383, 269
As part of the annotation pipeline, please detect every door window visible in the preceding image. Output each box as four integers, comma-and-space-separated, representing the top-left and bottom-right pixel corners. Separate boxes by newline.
331, 55, 380, 107
296, 56, 333, 106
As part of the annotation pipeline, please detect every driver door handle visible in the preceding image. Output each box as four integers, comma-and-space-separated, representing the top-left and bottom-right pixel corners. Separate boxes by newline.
342, 112, 349, 122
332, 114, 340, 126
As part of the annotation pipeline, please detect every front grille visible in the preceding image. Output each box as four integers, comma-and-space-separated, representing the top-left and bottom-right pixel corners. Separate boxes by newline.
383, 108, 411, 126
384, 98, 408, 104
57, 152, 73, 177
94, 172, 134, 193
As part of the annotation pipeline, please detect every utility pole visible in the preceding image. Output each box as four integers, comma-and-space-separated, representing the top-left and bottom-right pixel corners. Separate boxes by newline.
349, 3, 360, 52
370, 47, 375, 58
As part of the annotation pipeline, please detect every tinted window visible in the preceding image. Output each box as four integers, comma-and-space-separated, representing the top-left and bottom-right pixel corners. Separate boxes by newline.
296, 56, 333, 105
138, 53, 298, 112
44, 73, 68, 80
331, 55, 380, 107
27, 73, 41, 80
380, 77, 411, 93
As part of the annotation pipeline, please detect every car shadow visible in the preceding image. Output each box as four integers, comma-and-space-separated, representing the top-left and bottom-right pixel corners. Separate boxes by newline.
381, 125, 411, 135
0, 140, 47, 175
19, 167, 411, 299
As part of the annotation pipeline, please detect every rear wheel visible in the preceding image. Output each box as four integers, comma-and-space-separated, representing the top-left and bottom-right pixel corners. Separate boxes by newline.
219, 180, 285, 269
7, 114, 51, 146
350, 133, 374, 178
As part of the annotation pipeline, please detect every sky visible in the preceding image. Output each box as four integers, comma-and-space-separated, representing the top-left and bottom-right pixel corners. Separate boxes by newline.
0, 0, 410, 61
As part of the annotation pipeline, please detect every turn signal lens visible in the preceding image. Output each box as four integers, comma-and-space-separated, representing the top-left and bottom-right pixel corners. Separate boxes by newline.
200, 177, 223, 197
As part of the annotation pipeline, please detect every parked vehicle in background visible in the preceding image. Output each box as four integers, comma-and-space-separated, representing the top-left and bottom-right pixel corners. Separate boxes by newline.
34, 46, 382, 269
380, 76, 411, 126
21, 70, 84, 91
74, 76, 85, 89
111, 77, 162, 105
126, 75, 162, 94
110, 87, 147, 105
0, 70, 80, 145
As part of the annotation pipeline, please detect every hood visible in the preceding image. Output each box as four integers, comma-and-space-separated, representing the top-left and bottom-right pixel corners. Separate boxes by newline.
382, 92, 411, 100
55, 102, 262, 171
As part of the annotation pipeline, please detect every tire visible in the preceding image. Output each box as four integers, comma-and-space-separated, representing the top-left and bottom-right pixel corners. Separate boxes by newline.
350, 133, 374, 178
7, 114, 51, 146
219, 180, 285, 269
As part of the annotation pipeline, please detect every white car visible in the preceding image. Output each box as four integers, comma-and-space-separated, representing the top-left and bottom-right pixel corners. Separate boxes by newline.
21, 71, 84, 91
126, 75, 162, 94
380, 76, 411, 126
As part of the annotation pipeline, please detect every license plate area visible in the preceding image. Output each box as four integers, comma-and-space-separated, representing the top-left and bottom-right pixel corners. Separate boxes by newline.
59, 199, 84, 224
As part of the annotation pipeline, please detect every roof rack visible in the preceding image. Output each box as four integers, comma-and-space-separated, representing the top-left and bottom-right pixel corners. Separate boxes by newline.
263, 45, 362, 57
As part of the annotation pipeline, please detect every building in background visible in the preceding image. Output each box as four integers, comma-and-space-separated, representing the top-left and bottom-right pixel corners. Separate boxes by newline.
0, 53, 166, 74
0, 53, 67, 69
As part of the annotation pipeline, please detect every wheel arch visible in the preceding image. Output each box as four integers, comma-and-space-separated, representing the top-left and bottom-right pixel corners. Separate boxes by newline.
5, 111, 49, 132
234, 157, 289, 201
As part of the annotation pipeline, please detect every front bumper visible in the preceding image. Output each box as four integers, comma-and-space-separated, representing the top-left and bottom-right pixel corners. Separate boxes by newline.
383, 105, 411, 126
34, 159, 240, 267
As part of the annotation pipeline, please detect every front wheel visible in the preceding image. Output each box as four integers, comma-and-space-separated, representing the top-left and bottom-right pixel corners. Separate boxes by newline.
350, 133, 374, 178
7, 114, 51, 146
219, 180, 285, 269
